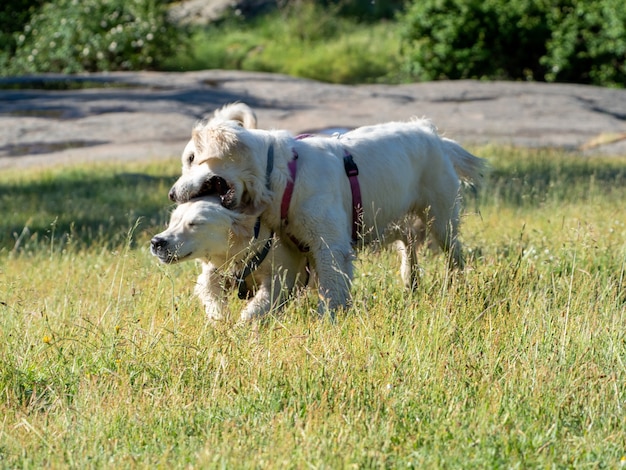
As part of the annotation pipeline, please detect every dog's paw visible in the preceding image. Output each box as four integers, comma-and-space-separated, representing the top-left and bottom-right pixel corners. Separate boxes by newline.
239, 306, 264, 323
204, 304, 226, 323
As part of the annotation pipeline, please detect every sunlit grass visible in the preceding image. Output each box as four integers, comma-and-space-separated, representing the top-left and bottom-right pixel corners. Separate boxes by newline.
1, 147, 625, 467
165, 7, 403, 84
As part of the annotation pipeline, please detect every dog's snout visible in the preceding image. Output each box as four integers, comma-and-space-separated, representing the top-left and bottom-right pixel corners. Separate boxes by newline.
151, 236, 166, 250
168, 187, 176, 202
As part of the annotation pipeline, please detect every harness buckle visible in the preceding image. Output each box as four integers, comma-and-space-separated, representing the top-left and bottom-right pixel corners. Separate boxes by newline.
343, 153, 359, 177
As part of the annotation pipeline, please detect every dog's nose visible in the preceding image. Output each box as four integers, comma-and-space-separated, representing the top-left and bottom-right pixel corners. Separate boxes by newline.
151, 236, 166, 250
168, 187, 176, 202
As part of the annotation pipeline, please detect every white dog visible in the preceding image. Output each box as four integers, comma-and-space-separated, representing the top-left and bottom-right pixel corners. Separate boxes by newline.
150, 196, 309, 321
160, 103, 430, 322
152, 103, 310, 322
168, 115, 486, 315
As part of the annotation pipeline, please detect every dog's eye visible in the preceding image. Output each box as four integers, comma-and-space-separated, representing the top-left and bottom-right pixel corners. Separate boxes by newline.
188, 153, 195, 164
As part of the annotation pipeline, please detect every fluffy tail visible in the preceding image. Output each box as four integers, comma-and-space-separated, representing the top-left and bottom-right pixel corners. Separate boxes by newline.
442, 137, 487, 190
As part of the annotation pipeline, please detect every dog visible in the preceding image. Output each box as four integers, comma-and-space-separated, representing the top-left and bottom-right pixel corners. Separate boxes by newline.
153, 102, 310, 322
150, 196, 309, 322
167, 115, 486, 315
156, 103, 425, 321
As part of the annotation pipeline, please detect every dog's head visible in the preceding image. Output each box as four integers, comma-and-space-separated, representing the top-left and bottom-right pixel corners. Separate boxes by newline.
168, 121, 272, 217
150, 196, 256, 264
178, 102, 257, 177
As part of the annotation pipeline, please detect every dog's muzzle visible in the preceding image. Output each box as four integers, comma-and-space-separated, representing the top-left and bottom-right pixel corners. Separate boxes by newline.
169, 175, 235, 208
150, 235, 177, 263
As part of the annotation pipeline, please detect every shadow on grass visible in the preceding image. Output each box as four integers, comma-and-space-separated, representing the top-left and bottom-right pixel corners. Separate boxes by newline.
482, 152, 626, 207
1, 149, 625, 254
0, 170, 177, 253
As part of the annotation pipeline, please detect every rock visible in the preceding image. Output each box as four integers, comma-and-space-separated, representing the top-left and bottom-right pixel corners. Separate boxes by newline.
1, 70, 625, 169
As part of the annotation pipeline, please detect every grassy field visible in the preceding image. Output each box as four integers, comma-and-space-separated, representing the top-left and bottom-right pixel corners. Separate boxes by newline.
1, 147, 625, 468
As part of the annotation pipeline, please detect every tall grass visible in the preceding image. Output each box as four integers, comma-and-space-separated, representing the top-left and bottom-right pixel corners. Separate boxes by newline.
1, 148, 625, 467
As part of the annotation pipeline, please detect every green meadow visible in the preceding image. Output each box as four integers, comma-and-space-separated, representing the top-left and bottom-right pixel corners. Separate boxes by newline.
1, 147, 625, 468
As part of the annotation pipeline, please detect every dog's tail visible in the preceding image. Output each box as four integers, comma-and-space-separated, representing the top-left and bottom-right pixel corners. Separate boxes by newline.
442, 138, 487, 190
211, 102, 257, 129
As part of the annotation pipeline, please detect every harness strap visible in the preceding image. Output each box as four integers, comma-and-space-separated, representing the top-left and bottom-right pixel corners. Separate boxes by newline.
281, 149, 310, 252
281, 149, 298, 222
280, 144, 362, 250
343, 150, 363, 244
236, 237, 274, 299
236, 144, 275, 299
252, 144, 274, 237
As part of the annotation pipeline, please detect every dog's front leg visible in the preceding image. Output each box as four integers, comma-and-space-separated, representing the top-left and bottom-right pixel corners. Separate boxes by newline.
194, 262, 228, 321
240, 282, 272, 321
312, 245, 354, 318
240, 245, 310, 322
239, 267, 290, 322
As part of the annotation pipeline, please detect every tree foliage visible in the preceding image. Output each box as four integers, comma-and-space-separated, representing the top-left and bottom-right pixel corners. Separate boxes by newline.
4, 0, 183, 74
400, 0, 626, 87
1, 0, 625, 87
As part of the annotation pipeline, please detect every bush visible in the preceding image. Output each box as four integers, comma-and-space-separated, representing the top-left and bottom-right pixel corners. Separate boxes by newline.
399, 0, 626, 87
542, 0, 626, 87
0, 0, 45, 57
311, 0, 405, 21
5, 0, 185, 75
399, 0, 553, 81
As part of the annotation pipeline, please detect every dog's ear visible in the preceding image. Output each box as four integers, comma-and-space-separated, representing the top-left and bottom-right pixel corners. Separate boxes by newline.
238, 187, 272, 217
192, 124, 242, 165
230, 213, 257, 239
234, 109, 257, 130
191, 126, 205, 155
211, 103, 257, 130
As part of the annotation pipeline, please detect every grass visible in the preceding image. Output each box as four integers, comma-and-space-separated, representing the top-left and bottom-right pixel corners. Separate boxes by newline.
1, 147, 626, 467
164, 4, 403, 84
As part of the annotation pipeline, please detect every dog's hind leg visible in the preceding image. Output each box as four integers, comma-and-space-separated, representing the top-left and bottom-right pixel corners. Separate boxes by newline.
421, 185, 465, 271
398, 217, 428, 290
386, 216, 426, 290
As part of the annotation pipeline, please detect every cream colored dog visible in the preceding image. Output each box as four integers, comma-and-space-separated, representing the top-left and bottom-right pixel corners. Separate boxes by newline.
168, 114, 486, 315
158, 103, 430, 322
152, 103, 311, 321
150, 196, 309, 321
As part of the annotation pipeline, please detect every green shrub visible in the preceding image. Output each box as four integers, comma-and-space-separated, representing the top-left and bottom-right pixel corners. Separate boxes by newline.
0, 0, 45, 58
541, 0, 626, 87
399, 0, 626, 87
6, 0, 185, 75
399, 0, 552, 81
311, 0, 405, 21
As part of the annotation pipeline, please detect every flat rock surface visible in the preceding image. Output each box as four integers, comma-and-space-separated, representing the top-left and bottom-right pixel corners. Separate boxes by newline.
2, 70, 626, 169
